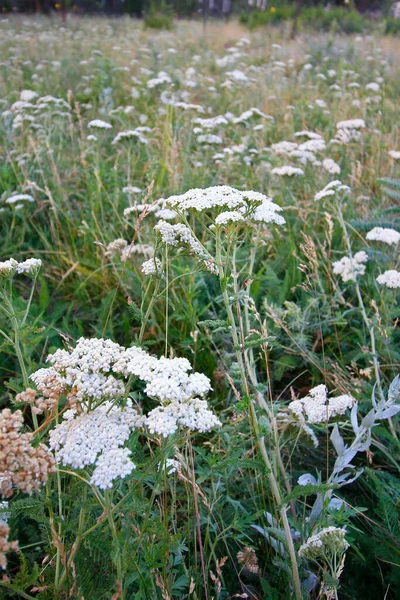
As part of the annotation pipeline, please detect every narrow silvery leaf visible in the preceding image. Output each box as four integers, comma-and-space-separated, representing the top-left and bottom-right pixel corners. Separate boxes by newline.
371, 383, 377, 410
388, 375, 400, 403
331, 424, 345, 456
303, 571, 319, 593
308, 493, 323, 526
298, 473, 317, 486
379, 405, 400, 419
351, 403, 359, 434
361, 409, 376, 430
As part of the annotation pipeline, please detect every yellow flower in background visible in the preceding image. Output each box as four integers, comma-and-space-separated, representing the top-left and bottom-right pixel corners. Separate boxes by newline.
270, 6, 276, 13
55, 3, 61, 8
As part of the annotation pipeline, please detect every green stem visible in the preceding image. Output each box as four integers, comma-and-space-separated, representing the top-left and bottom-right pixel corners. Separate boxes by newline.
215, 232, 303, 600
104, 490, 125, 600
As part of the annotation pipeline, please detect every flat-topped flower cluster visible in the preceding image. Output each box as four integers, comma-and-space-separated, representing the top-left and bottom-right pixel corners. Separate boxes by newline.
29, 338, 221, 489
162, 185, 285, 226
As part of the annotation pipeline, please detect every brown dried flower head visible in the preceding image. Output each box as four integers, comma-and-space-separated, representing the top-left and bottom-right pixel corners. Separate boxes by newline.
0, 409, 55, 499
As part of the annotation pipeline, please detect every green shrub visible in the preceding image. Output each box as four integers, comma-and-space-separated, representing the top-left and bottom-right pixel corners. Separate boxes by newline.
385, 17, 400, 35
143, 10, 173, 30
241, 7, 296, 30
300, 7, 366, 34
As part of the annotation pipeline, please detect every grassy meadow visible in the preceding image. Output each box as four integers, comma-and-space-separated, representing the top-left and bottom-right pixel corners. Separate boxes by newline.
0, 15, 399, 600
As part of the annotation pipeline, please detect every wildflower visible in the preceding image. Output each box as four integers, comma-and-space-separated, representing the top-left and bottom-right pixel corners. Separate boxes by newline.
163, 186, 285, 226
366, 227, 400, 246
388, 150, 400, 160
365, 82, 380, 92
0, 408, 55, 499
332, 251, 368, 283
299, 527, 349, 561
314, 180, 350, 201
197, 134, 222, 145
215, 210, 244, 226
271, 166, 304, 177
288, 385, 354, 424
237, 547, 260, 574
376, 269, 400, 289
0, 258, 18, 277
5, 193, 34, 205
112, 130, 148, 145
322, 158, 341, 175
0, 522, 18, 570
88, 119, 112, 129
142, 257, 162, 276
15, 258, 42, 276
158, 458, 181, 475
90, 447, 135, 489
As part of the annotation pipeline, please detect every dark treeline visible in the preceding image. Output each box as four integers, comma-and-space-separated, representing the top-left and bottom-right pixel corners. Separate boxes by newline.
0, 0, 389, 17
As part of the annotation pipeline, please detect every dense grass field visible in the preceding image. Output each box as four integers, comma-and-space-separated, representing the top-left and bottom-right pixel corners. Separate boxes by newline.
0, 15, 399, 600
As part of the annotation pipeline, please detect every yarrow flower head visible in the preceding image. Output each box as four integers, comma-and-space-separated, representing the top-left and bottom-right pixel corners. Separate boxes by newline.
332, 251, 368, 283
299, 527, 349, 561
0, 259, 18, 278
376, 269, 400, 289
29, 338, 221, 488
314, 180, 350, 202
288, 385, 354, 425
88, 119, 112, 130
16, 258, 42, 276
366, 227, 400, 246
163, 185, 285, 226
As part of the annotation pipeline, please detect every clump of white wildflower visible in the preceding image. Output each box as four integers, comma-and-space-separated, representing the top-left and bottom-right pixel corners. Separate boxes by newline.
5, 193, 34, 205
376, 269, 400, 289
388, 150, 400, 160
29, 338, 221, 488
332, 118, 365, 144
366, 227, 400, 246
49, 402, 142, 489
163, 185, 285, 227
314, 180, 350, 202
112, 130, 148, 145
0, 259, 18, 278
0, 257, 41, 278
271, 166, 304, 177
322, 158, 341, 175
298, 527, 349, 561
332, 251, 368, 283
88, 119, 112, 130
288, 385, 354, 425
142, 257, 162, 276
16, 258, 42, 275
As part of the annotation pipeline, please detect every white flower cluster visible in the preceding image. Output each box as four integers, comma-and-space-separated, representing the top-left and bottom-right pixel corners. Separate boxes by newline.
142, 257, 162, 276
388, 150, 400, 160
322, 158, 341, 175
5, 193, 34, 205
163, 185, 285, 226
30, 338, 220, 487
105, 239, 154, 262
32, 338, 126, 403
112, 129, 148, 145
49, 401, 142, 489
299, 527, 349, 560
376, 269, 400, 289
332, 251, 368, 283
288, 384, 354, 425
314, 180, 350, 202
366, 227, 400, 246
271, 166, 304, 177
112, 348, 220, 437
88, 119, 112, 130
332, 118, 365, 144
154, 220, 205, 257
0, 257, 42, 278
